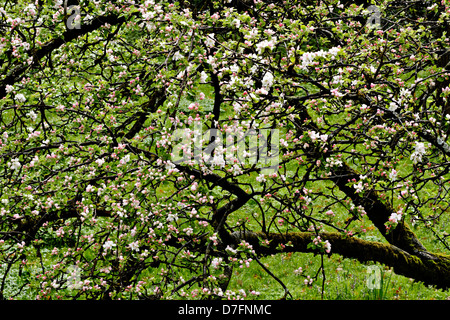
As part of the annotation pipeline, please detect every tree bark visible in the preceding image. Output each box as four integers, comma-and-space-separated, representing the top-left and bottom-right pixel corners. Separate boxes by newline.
231, 230, 450, 289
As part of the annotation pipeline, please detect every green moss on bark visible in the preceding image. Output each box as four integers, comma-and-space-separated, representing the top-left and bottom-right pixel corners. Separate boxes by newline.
231, 230, 450, 289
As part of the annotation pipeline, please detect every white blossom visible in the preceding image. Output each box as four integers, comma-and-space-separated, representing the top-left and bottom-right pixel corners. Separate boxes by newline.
167, 213, 178, 222
256, 38, 276, 54
83, 14, 94, 24
128, 241, 140, 252
389, 211, 402, 224
8, 158, 21, 170
205, 34, 215, 47
410, 142, 426, 164
230, 64, 239, 73
308, 131, 320, 142
211, 257, 222, 269
15, 93, 26, 103
256, 173, 266, 183
262, 71, 274, 89
211, 154, 225, 168
389, 169, 398, 182
27, 110, 38, 122
122, 154, 131, 163
353, 181, 364, 193
103, 240, 116, 251
328, 47, 340, 57
95, 158, 105, 166
225, 245, 237, 255
199, 71, 208, 83
388, 101, 398, 112
172, 51, 183, 61
25, 4, 37, 16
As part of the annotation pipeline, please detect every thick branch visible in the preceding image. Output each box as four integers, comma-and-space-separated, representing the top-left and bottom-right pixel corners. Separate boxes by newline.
231, 230, 450, 289
3, 207, 112, 243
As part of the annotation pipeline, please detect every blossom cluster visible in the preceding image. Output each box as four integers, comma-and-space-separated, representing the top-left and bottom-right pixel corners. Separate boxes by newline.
308, 236, 332, 254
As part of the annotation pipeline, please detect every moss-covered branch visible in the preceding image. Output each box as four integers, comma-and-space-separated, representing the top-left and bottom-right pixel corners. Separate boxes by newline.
231, 230, 450, 289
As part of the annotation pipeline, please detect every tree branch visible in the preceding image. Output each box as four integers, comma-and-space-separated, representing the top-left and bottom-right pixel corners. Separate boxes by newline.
0, 13, 128, 99
231, 230, 450, 289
